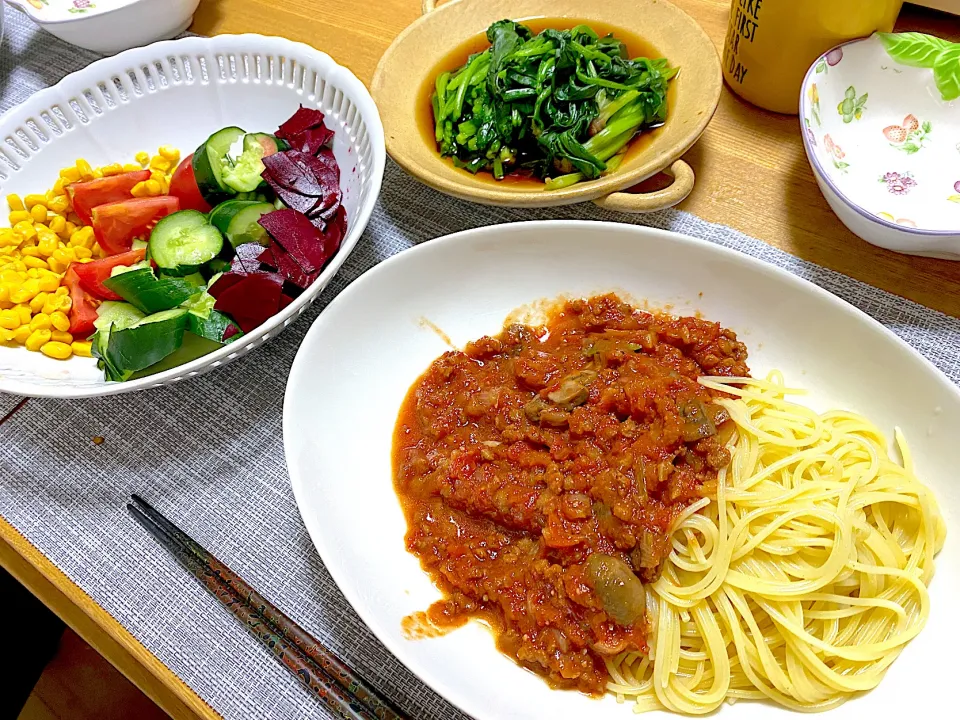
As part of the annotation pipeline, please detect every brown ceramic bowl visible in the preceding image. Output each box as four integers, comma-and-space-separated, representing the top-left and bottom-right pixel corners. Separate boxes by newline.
371, 0, 721, 213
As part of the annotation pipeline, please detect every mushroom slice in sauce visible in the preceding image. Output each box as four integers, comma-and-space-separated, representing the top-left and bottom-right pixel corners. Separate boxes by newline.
547, 370, 597, 409
585, 553, 645, 627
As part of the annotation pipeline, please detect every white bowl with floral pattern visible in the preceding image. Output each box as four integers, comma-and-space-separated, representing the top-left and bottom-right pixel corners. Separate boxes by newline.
800, 32, 960, 259
6, 0, 200, 54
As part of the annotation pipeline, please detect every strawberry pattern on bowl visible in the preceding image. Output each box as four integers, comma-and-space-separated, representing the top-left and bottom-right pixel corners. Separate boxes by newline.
800, 32, 960, 259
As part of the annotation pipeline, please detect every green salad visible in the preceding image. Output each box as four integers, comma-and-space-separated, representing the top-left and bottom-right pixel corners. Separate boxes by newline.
430, 20, 677, 189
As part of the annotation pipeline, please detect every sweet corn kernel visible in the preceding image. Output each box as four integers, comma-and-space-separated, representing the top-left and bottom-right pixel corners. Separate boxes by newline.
8, 210, 31, 224
52, 178, 67, 195
76, 159, 94, 181
67, 212, 82, 225
11, 281, 40, 304
0, 286, 8, 304
63, 221, 78, 238
50, 329, 72, 344
44, 294, 71, 314
55, 286, 68, 296
135, 151, 150, 165
0, 229, 16, 248
0, 328, 13, 343
29, 313, 51, 332
20, 246, 42, 258
158, 145, 180, 161
149, 157, 172, 173
8, 261, 26, 273
72, 246, 93, 260
47, 256, 67, 274
29, 292, 49, 313
60, 166, 81, 181
14, 221, 37, 241
14, 304, 33, 326
47, 215, 66, 234
47, 195, 70, 215
101, 162, 124, 176
12, 326, 30, 343
0, 269, 21, 283
24, 194, 47, 210
49, 310, 70, 332
144, 179, 162, 195
40, 340, 72, 359
71, 340, 92, 357
0, 309, 20, 329
25, 328, 51, 351
30, 204, 48, 223
6, 194, 24, 211
130, 181, 149, 198
63, 338, 92, 358
123, 163, 142, 173
23, 256, 48, 270
37, 273, 60, 293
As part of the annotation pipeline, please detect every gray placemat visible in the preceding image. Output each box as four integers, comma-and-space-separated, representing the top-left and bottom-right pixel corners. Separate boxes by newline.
1, 8, 959, 720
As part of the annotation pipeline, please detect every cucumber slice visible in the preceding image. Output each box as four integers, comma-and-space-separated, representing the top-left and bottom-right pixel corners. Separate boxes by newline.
193, 126, 245, 203
148, 210, 223, 276
130, 333, 225, 379
103, 308, 188, 381
94, 301, 145, 333
209, 200, 260, 235
102, 266, 200, 314
187, 309, 242, 344
247, 132, 287, 155
220, 133, 276, 193
225, 202, 275, 248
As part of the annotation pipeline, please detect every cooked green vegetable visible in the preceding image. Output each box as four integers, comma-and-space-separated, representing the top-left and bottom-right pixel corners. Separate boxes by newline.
431, 20, 676, 186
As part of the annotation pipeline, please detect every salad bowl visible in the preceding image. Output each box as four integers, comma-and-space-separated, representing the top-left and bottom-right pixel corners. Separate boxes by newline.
800, 32, 960, 259
0, 33, 385, 398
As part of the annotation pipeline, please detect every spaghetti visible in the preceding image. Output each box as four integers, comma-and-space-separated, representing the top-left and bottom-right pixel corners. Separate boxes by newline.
606, 372, 946, 713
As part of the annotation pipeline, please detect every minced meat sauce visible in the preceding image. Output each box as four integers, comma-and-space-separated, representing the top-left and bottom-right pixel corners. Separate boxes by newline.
393, 294, 749, 694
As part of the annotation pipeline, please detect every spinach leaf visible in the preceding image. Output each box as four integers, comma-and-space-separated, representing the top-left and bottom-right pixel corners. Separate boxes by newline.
431, 20, 676, 187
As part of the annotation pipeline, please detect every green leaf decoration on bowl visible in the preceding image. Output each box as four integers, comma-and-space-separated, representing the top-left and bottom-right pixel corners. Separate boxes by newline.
878, 32, 960, 101
877, 32, 948, 67
933, 45, 960, 102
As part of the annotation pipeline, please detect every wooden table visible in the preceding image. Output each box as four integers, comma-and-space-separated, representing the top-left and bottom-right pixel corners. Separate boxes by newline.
2, 2, 958, 719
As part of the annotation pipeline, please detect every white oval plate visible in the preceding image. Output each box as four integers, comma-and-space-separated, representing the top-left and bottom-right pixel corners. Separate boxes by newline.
0, 33, 384, 398
284, 221, 959, 720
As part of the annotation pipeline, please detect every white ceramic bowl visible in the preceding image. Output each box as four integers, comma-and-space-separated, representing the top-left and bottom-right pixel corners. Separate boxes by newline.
0, 33, 385, 398
799, 33, 960, 259
6, 0, 200, 54
284, 220, 959, 720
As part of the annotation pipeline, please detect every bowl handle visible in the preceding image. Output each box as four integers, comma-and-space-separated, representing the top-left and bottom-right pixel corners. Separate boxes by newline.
591, 160, 694, 214
422, 0, 454, 13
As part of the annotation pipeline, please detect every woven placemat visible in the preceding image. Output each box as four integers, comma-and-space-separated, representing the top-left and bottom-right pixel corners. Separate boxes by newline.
2, 8, 959, 720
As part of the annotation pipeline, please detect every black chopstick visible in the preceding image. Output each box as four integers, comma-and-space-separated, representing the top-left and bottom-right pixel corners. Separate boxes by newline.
127, 495, 408, 720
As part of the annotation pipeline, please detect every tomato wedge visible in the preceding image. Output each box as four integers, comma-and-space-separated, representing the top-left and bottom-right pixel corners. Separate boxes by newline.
63, 266, 100, 338
71, 248, 147, 301
91, 196, 180, 255
66, 170, 151, 225
169, 154, 211, 213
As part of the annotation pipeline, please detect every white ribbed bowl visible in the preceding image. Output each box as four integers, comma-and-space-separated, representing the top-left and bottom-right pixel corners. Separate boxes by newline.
0, 34, 385, 398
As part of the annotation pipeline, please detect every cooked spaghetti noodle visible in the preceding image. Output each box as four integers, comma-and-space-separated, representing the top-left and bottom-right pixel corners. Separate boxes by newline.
606, 372, 946, 713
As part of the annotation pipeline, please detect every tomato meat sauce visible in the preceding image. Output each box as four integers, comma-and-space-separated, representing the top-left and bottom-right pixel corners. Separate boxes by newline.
392, 294, 750, 694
